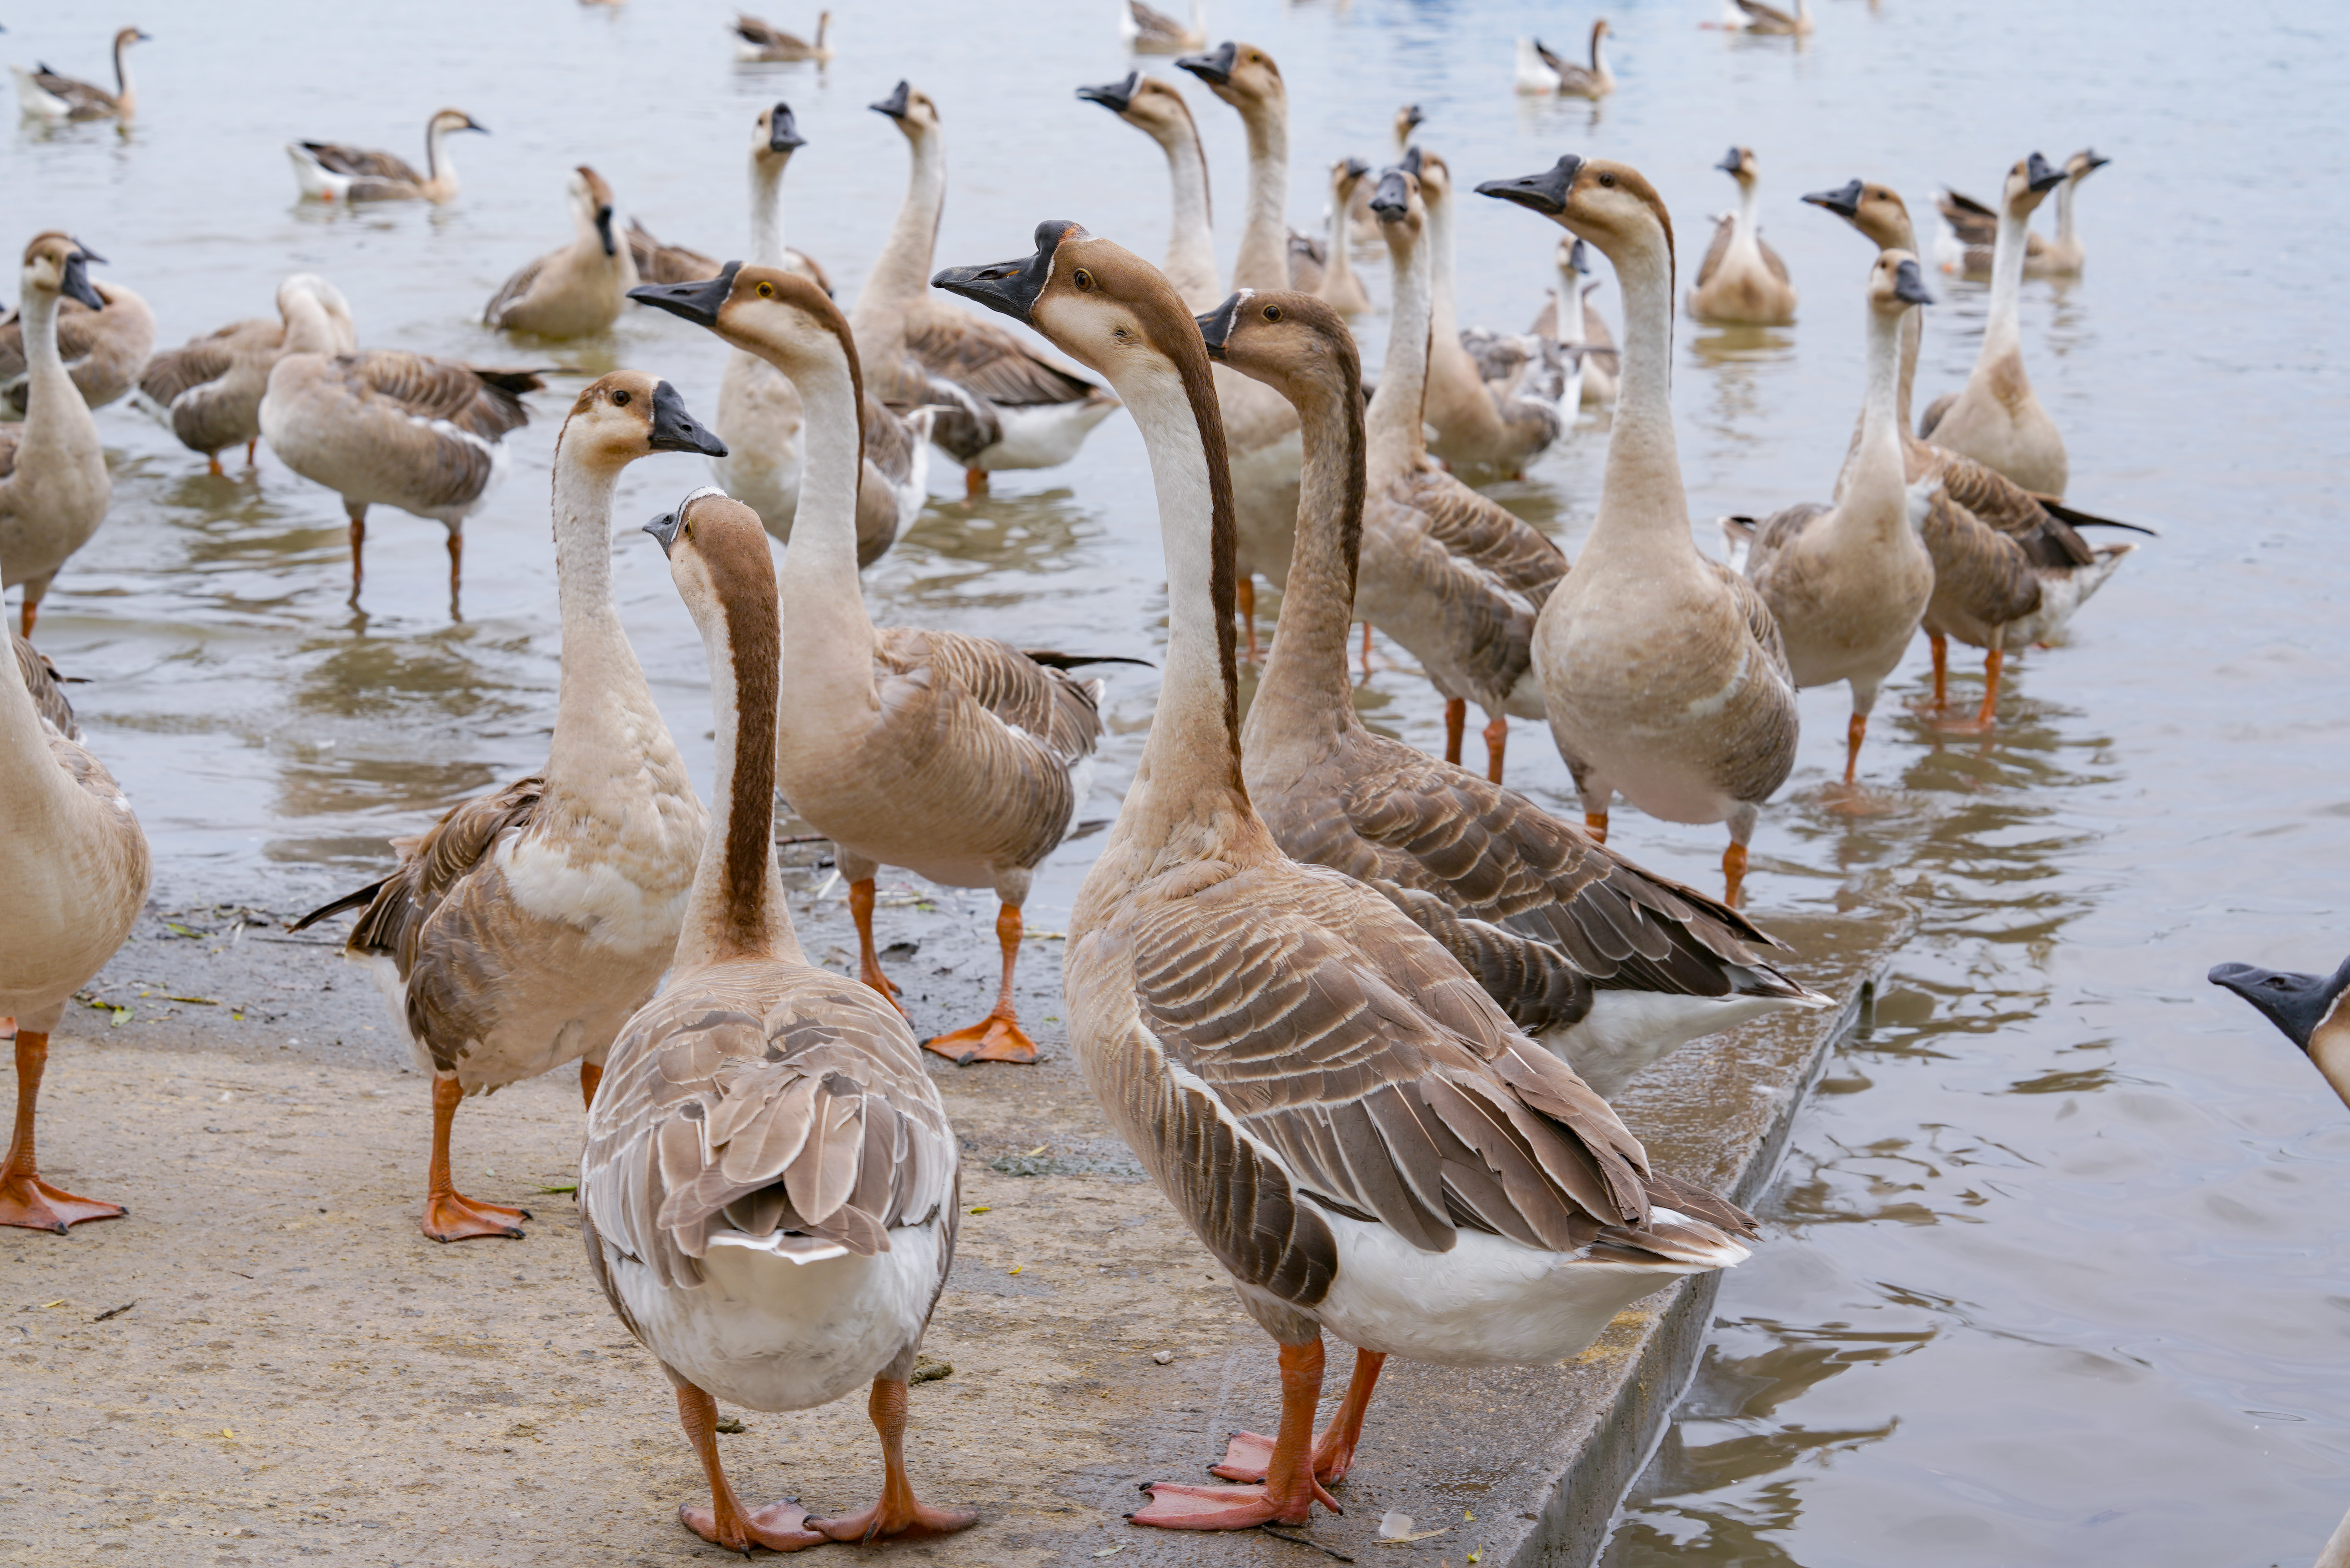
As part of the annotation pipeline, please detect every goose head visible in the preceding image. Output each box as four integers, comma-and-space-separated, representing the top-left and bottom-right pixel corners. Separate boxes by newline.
631, 263, 866, 435
1411, 148, 1452, 211
428, 107, 488, 139
869, 80, 941, 144
1367, 164, 1426, 257
1195, 287, 1359, 412
570, 166, 620, 257
113, 25, 151, 53
21, 233, 106, 310
1714, 145, 1760, 188
2064, 148, 2112, 184
1331, 156, 1370, 204
1557, 236, 1593, 282
275, 272, 356, 352
753, 101, 806, 166
2209, 957, 2350, 1055
558, 370, 728, 474
1394, 102, 1426, 143
1802, 178, 1913, 251
2004, 152, 2067, 217
1591, 17, 1612, 45
1478, 155, 1677, 282
1869, 248, 1935, 319
1175, 40, 1285, 118
1077, 71, 1204, 157
644, 487, 773, 636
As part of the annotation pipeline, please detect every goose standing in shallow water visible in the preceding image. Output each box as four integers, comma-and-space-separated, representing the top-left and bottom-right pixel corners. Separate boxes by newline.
1938, 149, 2111, 278
11, 26, 147, 122
485, 166, 640, 339
1421, 151, 1569, 480
2209, 957, 2350, 1113
0, 272, 155, 415
1283, 157, 1375, 317
1208, 287, 1829, 1094
938, 221, 1756, 1532
137, 274, 356, 475
580, 488, 974, 1554
1481, 156, 1799, 908
1714, 0, 1812, 34
0, 236, 113, 640
1516, 20, 1614, 98
0, 618, 150, 1231
635, 263, 1112, 1066
1689, 146, 1796, 326
285, 108, 484, 204
730, 10, 833, 63
289, 373, 723, 1242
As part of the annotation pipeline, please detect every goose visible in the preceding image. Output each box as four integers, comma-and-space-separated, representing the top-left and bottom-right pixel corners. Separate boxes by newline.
1122, 0, 1206, 55
135, 273, 356, 475
0, 236, 112, 640
937, 220, 1756, 1532
852, 80, 1120, 497
1481, 156, 1799, 908
730, 10, 832, 63
1516, 20, 1614, 98
0, 274, 153, 416
1173, 40, 1307, 657
1915, 154, 2070, 495
285, 108, 485, 204
1713, 0, 1812, 34
1689, 146, 1796, 326
258, 292, 545, 614
1531, 237, 1619, 405
288, 373, 723, 1241
2209, 957, 2350, 1113
1803, 177, 2142, 731
1075, 72, 1222, 313
1938, 149, 2110, 279
622, 108, 830, 294
1364, 165, 1566, 784
635, 262, 1112, 1066
704, 102, 930, 564
485, 166, 641, 339
578, 487, 974, 1553
0, 572, 150, 1232
1207, 287, 1830, 1094
1346, 101, 1426, 245
1281, 158, 1373, 317
11, 26, 148, 122
1420, 151, 1569, 480
1721, 251, 1937, 793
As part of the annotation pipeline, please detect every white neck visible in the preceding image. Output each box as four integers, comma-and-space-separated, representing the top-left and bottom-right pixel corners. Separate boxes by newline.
0, 600, 79, 844
1367, 220, 1432, 467
18, 287, 83, 433
2052, 179, 2077, 244
748, 153, 789, 267
1732, 180, 1761, 251
1323, 182, 1354, 289
1152, 115, 1219, 310
1426, 184, 1461, 357
774, 346, 879, 735
1229, 94, 1290, 294
1582, 220, 1695, 571
280, 287, 341, 355
542, 456, 661, 797
1982, 192, 2031, 364
856, 126, 946, 320
673, 591, 796, 971
1837, 304, 1909, 536
1554, 257, 1588, 347
426, 122, 456, 185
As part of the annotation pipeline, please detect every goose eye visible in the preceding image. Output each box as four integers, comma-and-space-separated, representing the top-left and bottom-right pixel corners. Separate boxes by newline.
1262, 304, 1282, 322
1598, 172, 1617, 188
612, 389, 631, 407
1074, 268, 1095, 291
755, 279, 775, 299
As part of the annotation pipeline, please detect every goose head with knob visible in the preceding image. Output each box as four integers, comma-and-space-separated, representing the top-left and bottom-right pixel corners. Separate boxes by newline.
869, 79, 942, 141
1477, 154, 1677, 280
21, 234, 107, 312
556, 371, 730, 472
2210, 956, 2350, 1111
1802, 178, 1915, 251
1174, 39, 1285, 118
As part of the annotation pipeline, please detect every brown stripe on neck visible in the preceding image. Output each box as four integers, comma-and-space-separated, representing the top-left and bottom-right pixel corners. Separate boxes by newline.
1334, 326, 1367, 601
705, 520, 783, 955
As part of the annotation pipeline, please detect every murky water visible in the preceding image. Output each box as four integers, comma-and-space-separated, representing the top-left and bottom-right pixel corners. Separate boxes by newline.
9, 0, 2347, 1560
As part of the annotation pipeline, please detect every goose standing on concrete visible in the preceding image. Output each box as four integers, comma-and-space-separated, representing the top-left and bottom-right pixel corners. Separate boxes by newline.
1516, 20, 1614, 98
1122, 0, 1206, 54
289, 373, 723, 1241
259, 290, 544, 613
285, 108, 485, 204
852, 81, 1119, 496
1723, 251, 1937, 793
485, 166, 641, 339
2209, 957, 2350, 1113
1365, 166, 1565, 784
1481, 156, 1799, 907
11, 26, 148, 122
635, 263, 1111, 1066
0, 273, 154, 415
1917, 154, 2071, 495
938, 221, 1756, 1532
1421, 151, 1568, 479
1283, 157, 1374, 316
580, 488, 974, 1554
1075, 72, 1222, 312
730, 10, 832, 63
0, 623, 149, 1231
1207, 287, 1829, 1095
1938, 149, 2111, 278
1689, 147, 1796, 326
0, 236, 112, 641
137, 273, 356, 475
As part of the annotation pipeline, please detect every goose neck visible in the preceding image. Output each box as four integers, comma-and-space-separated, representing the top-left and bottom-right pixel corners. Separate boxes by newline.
1896, 306, 1919, 431
2052, 179, 2077, 244
1732, 180, 1761, 249
1554, 258, 1587, 347
1230, 96, 1290, 293
674, 571, 793, 970
748, 154, 789, 268
114, 35, 134, 99
16, 288, 62, 375
1839, 306, 1909, 531
280, 287, 341, 356
426, 121, 454, 185
1582, 223, 1694, 565
772, 347, 880, 719
1426, 187, 1461, 352
1367, 224, 1432, 464
1249, 365, 1366, 737
1155, 112, 1220, 309
861, 128, 947, 312
544, 456, 658, 790
1983, 199, 2030, 362
1591, 24, 1609, 74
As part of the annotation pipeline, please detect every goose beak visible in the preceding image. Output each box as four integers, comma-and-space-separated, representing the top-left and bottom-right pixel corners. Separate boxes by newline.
1076, 73, 1140, 113
1342, 156, 1370, 180
595, 205, 617, 258
1569, 237, 1591, 272
1892, 258, 1934, 307
60, 246, 105, 310
2081, 149, 2111, 173
2208, 962, 2333, 1050
643, 508, 684, 557
869, 80, 913, 119
2025, 151, 2065, 192
1476, 156, 1582, 217
630, 261, 741, 327
931, 221, 1076, 326
768, 102, 805, 152
1802, 179, 1864, 218
648, 381, 728, 458
1715, 146, 1745, 176
1401, 103, 1426, 131
1196, 291, 1250, 359
1368, 170, 1411, 221
1175, 41, 1237, 86
1399, 146, 1424, 176
465, 117, 490, 135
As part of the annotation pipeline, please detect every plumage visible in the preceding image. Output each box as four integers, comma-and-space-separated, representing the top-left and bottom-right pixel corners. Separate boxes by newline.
1421, 153, 1570, 480
10, 28, 147, 122
0, 280, 154, 416
1516, 21, 1613, 98
1124, 0, 1207, 54
285, 109, 484, 203
1689, 147, 1797, 326
1720, 0, 1812, 34
1937, 150, 2109, 278
0, 236, 113, 640
485, 166, 640, 339
11, 630, 77, 740
730, 9, 833, 63
136, 274, 356, 472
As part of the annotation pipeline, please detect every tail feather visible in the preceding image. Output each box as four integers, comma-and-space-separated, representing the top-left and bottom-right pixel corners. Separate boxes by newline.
2037, 495, 2159, 536
1021, 650, 1155, 671
288, 880, 387, 934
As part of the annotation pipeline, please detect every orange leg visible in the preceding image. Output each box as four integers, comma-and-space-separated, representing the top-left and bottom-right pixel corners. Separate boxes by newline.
446, 531, 464, 621
17, 593, 38, 641
420, 1073, 530, 1242
1722, 841, 1749, 910
1935, 648, 2004, 734
1212, 1347, 1386, 1487
810, 1376, 977, 1544
1237, 577, 1259, 664
1443, 698, 1466, 767
578, 1060, 603, 1111
1922, 632, 1948, 712
964, 468, 988, 498
1359, 622, 1375, 676
1483, 715, 1509, 785
849, 878, 908, 1018
206, 454, 224, 477
0, 1025, 126, 1233
926, 904, 1039, 1065
1843, 711, 1868, 787
244, 437, 259, 469
674, 1384, 826, 1553
1132, 1337, 1341, 1529
347, 506, 367, 603
1584, 810, 1609, 845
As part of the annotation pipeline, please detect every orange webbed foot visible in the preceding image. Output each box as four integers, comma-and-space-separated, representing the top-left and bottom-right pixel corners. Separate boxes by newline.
1129, 1477, 1338, 1531
810, 1496, 977, 1544
1210, 1427, 1360, 1486
421, 1190, 531, 1243
0, 1172, 126, 1233
924, 1014, 1039, 1066
680, 1497, 827, 1552
858, 963, 909, 1020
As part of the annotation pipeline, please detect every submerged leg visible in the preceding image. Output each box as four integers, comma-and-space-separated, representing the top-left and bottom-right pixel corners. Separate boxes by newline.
1132, 1337, 1340, 1529
1482, 715, 1509, 786
926, 904, 1039, 1065
810, 1376, 977, 1543
420, 1072, 531, 1242
446, 530, 465, 620
244, 437, 259, 469
578, 1060, 603, 1111
0, 1025, 126, 1233
1935, 647, 2005, 735
207, 454, 224, 477
1213, 1347, 1387, 1487
1843, 711, 1868, 786
1443, 699, 1466, 767
346, 505, 367, 603
849, 878, 907, 1017
1237, 577, 1258, 664
964, 468, 988, 498
675, 1384, 825, 1553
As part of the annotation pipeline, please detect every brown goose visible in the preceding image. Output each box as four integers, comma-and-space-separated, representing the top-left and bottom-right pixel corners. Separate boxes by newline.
730, 9, 832, 62
136, 273, 356, 474
1421, 151, 1569, 480
1, 236, 113, 640
1208, 286, 1828, 1095
1714, 0, 1811, 34
1123, 0, 1206, 54
484, 166, 640, 339
1481, 156, 1799, 908
1689, 146, 1796, 326
285, 108, 485, 204
11, 27, 148, 122
1346, 102, 1426, 244
634, 263, 1113, 1067
289, 373, 724, 1242
1515, 20, 1613, 98
0, 274, 154, 415
1938, 149, 2110, 278
579, 489, 972, 1553
937, 220, 1754, 1533
1282, 157, 1374, 316
1075, 71, 1221, 312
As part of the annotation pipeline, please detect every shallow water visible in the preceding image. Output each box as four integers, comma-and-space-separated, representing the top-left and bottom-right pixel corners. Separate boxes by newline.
7, 0, 2348, 1560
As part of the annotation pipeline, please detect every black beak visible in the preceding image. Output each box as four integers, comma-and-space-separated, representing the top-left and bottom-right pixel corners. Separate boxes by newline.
931, 221, 1076, 326
2026, 151, 2064, 192
467, 118, 490, 135
1476, 156, 1582, 218
595, 205, 617, 258
60, 248, 105, 311
870, 80, 912, 119
136, 30, 153, 41
1196, 291, 1248, 358
1401, 103, 1426, 131
1342, 156, 1369, 180
1569, 237, 1590, 272
630, 261, 741, 327
643, 508, 684, 557
648, 381, 728, 457
1369, 170, 1411, 221
1802, 179, 1864, 218
1892, 258, 1934, 307
2208, 960, 2347, 1051
768, 102, 805, 152
1399, 146, 1424, 176
1175, 40, 1237, 87
2081, 149, 2111, 173
1716, 146, 1745, 176
1077, 73, 1140, 113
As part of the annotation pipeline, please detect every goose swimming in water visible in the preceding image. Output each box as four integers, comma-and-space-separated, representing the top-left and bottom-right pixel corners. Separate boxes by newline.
730, 9, 832, 63
484, 166, 640, 340
1122, 0, 1206, 54
1938, 149, 2111, 279
285, 108, 485, 204
1689, 146, 1796, 326
11, 26, 148, 122
1516, 20, 1613, 98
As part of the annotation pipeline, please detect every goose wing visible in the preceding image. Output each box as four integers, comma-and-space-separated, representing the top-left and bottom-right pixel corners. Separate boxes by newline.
299, 141, 423, 183
483, 253, 551, 328
730, 11, 805, 48
1918, 487, 2042, 631
625, 220, 721, 286
861, 392, 921, 487
1758, 236, 1793, 287
1406, 467, 1568, 608
1937, 190, 2001, 247
1128, 0, 1187, 40
13, 630, 79, 741
139, 322, 265, 408
1735, 500, 1832, 587
897, 628, 1105, 769
1694, 215, 1736, 290
28, 66, 111, 114
1532, 38, 1575, 77
346, 352, 539, 441
0, 419, 19, 481
1925, 447, 2095, 568
904, 304, 1104, 409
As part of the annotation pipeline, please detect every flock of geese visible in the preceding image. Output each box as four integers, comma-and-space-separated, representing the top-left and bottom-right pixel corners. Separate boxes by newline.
7, 8, 2275, 1555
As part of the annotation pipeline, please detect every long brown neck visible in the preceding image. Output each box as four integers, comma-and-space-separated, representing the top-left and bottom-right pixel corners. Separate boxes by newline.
1245, 347, 1366, 747
675, 562, 791, 968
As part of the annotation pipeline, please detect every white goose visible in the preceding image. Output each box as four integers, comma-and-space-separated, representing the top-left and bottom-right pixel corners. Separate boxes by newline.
285, 109, 485, 204
0, 235, 113, 640
937, 221, 1754, 1531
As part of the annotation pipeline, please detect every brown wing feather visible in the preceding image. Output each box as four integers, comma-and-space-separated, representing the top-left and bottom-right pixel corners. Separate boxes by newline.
911, 629, 1106, 769
313, 777, 544, 981
345, 352, 539, 440
483, 254, 549, 327
1694, 214, 1735, 290
625, 221, 722, 286
301, 141, 424, 182
903, 306, 1101, 408
1918, 487, 2041, 638
1938, 191, 2000, 247
1926, 448, 2095, 568
1402, 467, 1568, 609
139, 325, 258, 408
13, 630, 78, 740
0, 423, 18, 481
1758, 236, 1793, 287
